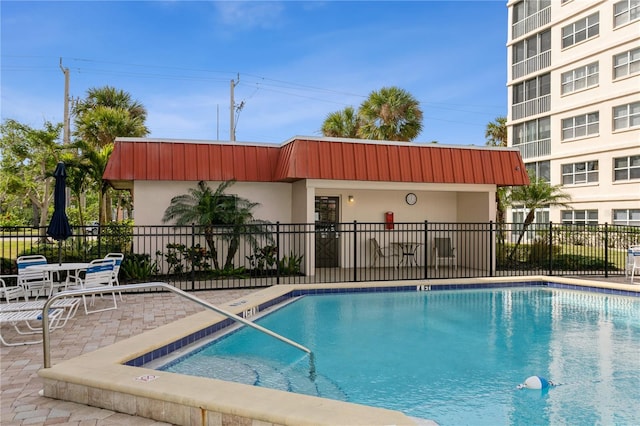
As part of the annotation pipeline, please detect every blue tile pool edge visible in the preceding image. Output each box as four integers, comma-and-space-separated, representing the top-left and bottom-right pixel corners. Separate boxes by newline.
124, 280, 639, 367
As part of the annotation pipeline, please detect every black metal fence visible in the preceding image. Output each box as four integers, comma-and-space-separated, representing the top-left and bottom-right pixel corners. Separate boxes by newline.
1, 222, 638, 291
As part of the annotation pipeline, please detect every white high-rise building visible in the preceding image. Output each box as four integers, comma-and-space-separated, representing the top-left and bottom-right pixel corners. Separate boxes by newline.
506, 0, 639, 226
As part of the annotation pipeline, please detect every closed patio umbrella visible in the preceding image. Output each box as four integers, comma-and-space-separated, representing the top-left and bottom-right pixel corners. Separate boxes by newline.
47, 162, 72, 264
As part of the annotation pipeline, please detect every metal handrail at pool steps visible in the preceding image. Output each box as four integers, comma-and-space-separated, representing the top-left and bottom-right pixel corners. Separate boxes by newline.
41, 282, 312, 368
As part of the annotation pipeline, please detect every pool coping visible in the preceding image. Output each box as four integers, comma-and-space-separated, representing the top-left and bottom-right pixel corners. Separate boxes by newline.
38, 276, 639, 426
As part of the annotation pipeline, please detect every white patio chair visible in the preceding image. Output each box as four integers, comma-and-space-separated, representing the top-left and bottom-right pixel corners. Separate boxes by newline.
631, 253, 640, 284
0, 298, 80, 329
433, 237, 457, 270
0, 277, 27, 303
104, 253, 124, 300
16, 255, 53, 299
67, 258, 118, 314
625, 245, 640, 279
369, 238, 398, 267
0, 308, 64, 346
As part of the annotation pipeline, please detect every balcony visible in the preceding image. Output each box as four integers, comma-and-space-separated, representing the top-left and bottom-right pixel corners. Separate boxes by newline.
512, 95, 550, 120
515, 138, 551, 160
512, 50, 551, 80
512, 6, 551, 39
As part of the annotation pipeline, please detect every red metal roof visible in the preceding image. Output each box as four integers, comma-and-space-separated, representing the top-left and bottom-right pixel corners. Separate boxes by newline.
104, 137, 529, 188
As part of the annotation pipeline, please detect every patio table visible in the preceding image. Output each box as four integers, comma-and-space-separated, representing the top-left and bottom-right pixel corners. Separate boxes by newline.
26, 262, 90, 296
391, 242, 423, 267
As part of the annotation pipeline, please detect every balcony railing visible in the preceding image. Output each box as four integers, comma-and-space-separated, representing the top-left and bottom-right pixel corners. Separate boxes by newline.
512, 94, 550, 120
512, 6, 551, 39
514, 138, 551, 159
512, 50, 551, 80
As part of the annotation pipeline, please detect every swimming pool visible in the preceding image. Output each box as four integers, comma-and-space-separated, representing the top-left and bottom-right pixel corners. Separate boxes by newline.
159, 288, 640, 425
39, 277, 640, 425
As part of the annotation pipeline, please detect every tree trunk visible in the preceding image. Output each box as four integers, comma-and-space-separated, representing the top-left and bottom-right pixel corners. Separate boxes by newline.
204, 228, 220, 270
224, 236, 239, 269
508, 209, 536, 261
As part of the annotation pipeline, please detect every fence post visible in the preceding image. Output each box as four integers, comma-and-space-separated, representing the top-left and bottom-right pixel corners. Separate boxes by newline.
353, 221, 358, 282
424, 220, 429, 279
276, 222, 281, 285
489, 221, 494, 277
548, 221, 553, 276
97, 224, 102, 258
604, 223, 609, 278
191, 223, 196, 290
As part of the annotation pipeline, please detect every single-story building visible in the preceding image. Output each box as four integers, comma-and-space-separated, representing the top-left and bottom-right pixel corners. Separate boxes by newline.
104, 136, 529, 274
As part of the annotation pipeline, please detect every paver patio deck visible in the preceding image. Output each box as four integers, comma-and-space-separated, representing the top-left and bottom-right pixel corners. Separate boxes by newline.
1, 276, 634, 425
1, 288, 257, 425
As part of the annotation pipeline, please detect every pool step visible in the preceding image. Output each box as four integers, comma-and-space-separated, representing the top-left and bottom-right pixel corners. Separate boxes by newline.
175, 355, 346, 400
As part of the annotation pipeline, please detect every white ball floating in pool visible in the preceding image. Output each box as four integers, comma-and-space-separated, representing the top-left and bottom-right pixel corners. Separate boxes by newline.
517, 376, 553, 390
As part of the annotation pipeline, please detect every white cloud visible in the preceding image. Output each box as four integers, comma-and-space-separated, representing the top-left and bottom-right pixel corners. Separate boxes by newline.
213, 1, 286, 30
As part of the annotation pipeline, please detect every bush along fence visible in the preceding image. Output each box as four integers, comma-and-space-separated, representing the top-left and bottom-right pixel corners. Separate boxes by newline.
1, 222, 638, 291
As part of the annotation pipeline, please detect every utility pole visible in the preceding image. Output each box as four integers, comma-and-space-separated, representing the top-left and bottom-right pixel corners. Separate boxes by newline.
230, 74, 239, 142
59, 58, 70, 145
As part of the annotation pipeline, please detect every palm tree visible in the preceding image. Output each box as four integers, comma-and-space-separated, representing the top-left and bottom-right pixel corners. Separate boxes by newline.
485, 116, 507, 147
73, 86, 149, 223
357, 86, 423, 141
507, 171, 571, 260
321, 106, 360, 138
59, 153, 92, 227
162, 180, 272, 270
72, 140, 114, 227
73, 86, 147, 147
485, 116, 509, 227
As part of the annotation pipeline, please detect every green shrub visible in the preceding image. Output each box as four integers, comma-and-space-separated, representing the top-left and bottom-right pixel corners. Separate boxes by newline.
158, 243, 213, 275
528, 238, 561, 265
551, 254, 619, 271
121, 253, 158, 282
246, 245, 277, 271
279, 252, 304, 275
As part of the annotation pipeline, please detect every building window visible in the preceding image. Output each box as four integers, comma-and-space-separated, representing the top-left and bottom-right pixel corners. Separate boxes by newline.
513, 0, 551, 24
511, 206, 549, 242
613, 102, 640, 130
561, 112, 599, 140
614, 48, 640, 79
513, 117, 551, 144
512, 206, 549, 224
562, 13, 599, 48
613, 209, 640, 226
614, 155, 640, 181
562, 210, 598, 225
513, 73, 550, 104
561, 62, 598, 94
513, 30, 551, 65
512, 117, 551, 159
562, 161, 599, 185
614, 0, 640, 27
525, 160, 550, 182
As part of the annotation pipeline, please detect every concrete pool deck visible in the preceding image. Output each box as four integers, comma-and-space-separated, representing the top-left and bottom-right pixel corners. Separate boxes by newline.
1, 275, 638, 425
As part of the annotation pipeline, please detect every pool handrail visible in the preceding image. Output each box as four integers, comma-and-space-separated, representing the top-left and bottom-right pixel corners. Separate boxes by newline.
41, 282, 313, 368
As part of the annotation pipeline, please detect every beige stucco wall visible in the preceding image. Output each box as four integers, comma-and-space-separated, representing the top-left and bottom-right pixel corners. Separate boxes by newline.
130, 179, 499, 273
133, 180, 292, 226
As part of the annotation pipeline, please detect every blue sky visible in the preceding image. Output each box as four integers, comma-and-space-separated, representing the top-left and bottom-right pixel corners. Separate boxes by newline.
1, 1, 508, 146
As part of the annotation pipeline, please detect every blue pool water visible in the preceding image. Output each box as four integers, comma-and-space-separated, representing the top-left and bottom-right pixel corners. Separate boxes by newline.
159, 288, 640, 425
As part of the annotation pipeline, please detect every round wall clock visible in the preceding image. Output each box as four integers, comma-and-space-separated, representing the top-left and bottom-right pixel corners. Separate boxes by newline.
405, 192, 417, 205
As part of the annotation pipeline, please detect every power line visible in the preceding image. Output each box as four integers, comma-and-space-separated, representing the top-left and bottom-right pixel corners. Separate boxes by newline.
6, 55, 505, 109
3, 55, 505, 126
